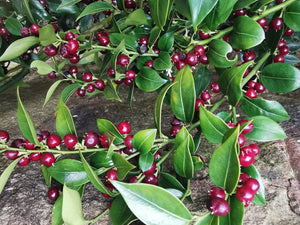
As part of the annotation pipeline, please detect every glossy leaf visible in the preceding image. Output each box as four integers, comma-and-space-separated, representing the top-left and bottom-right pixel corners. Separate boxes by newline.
148, 25, 161, 47
39, 24, 57, 46
230, 16, 265, 50
234, 0, 257, 9
4, 17, 22, 36
31, 60, 54, 75
60, 83, 81, 103
244, 116, 286, 141
209, 127, 240, 194
76, 1, 113, 20
171, 65, 195, 122
62, 184, 89, 225
283, 1, 300, 31
57, 0, 81, 10
110, 195, 136, 225
219, 61, 252, 106
240, 97, 290, 122
219, 195, 244, 225
104, 80, 122, 102
158, 172, 186, 193
52, 195, 63, 225
48, 0, 79, 14
260, 63, 300, 93
194, 66, 211, 97
97, 119, 124, 142
112, 153, 136, 180
56, 98, 76, 138
199, 105, 229, 144
148, 0, 173, 30
132, 129, 157, 154
207, 39, 238, 68
17, 87, 39, 145
125, 8, 148, 26
188, 0, 219, 30
192, 156, 204, 171
41, 165, 52, 187
136, 67, 167, 92
90, 151, 114, 168
47, 159, 89, 187
174, 0, 191, 20
154, 82, 175, 137
111, 181, 192, 225
139, 152, 154, 172
0, 156, 21, 194
194, 213, 219, 225
136, 56, 152, 70
242, 165, 266, 205
175, 126, 195, 155
158, 32, 174, 52
0, 36, 39, 61
44, 80, 65, 107
153, 51, 172, 70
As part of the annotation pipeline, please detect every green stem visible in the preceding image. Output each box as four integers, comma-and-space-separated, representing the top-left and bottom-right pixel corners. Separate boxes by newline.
156, 146, 176, 167
232, 106, 237, 124
180, 179, 191, 201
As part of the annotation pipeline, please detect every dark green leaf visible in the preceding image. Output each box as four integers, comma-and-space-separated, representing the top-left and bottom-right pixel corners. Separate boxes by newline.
244, 116, 286, 141
104, 80, 122, 102
283, 1, 300, 31
158, 32, 174, 52
136, 67, 167, 92
219, 195, 244, 225
148, 0, 173, 30
219, 61, 252, 106
230, 16, 265, 50
30, 0, 52, 22
240, 97, 290, 122
153, 51, 172, 70
209, 127, 240, 194
175, 126, 195, 155
0, 156, 21, 194
125, 8, 148, 26
139, 152, 154, 172
174, 0, 191, 20
39, 24, 57, 46
90, 151, 114, 168
109, 33, 137, 51
234, 0, 257, 9
171, 65, 195, 122
194, 213, 219, 225
260, 63, 300, 93
158, 172, 186, 193
60, 83, 81, 103
149, 25, 161, 47
31, 60, 54, 75
112, 153, 135, 181
194, 66, 211, 97
48, 0, 80, 14
4, 17, 22, 36
52, 195, 63, 225
97, 119, 124, 142
216, 111, 231, 122
57, 0, 81, 9
112, 181, 192, 225
136, 56, 152, 70
132, 129, 157, 154
17, 87, 39, 145
110, 195, 136, 225
207, 39, 237, 68
56, 98, 76, 138
193, 130, 202, 154
76, 1, 113, 21
0, 68, 29, 94
0, 36, 39, 61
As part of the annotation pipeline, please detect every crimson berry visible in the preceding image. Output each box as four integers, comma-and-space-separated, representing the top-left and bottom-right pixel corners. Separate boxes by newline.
44, 44, 57, 57
23, 139, 35, 150
243, 50, 256, 62
69, 66, 78, 75
246, 88, 257, 99
201, 91, 211, 101
238, 134, 246, 147
143, 161, 156, 175
21, 27, 29, 37
237, 120, 254, 135
257, 17, 267, 27
65, 32, 75, 41
185, 52, 198, 66
170, 117, 181, 126
82, 72, 93, 82
106, 169, 118, 182
29, 152, 41, 161
48, 187, 60, 201
47, 134, 61, 148
48, 71, 56, 79
176, 60, 186, 70
210, 82, 220, 93
95, 31, 108, 40
247, 80, 256, 89
123, 147, 135, 155
171, 52, 180, 63
238, 173, 250, 185
0, 26, 8, 37
0, 130, 9, 142
124, 135, 133, 148
153, 48, 160, 54
18, 156, 30, 167
199, 30, 210, 39
139, 36, 149, 45
99, 133, 109, 147
39, 0, 47, 7
102, 183, 114, 198
234, 8, 247, 16
60, 44, 70, 58
249, 144, 260, 156
226, 122, 236, 128
195, 98, 205, 111
51, 23, 59, 33
254, 82, 265, 93
244, 178, 260, 193
125, 70, 136, 79
145, 60, 154, 68
67, 40, 79, 54
143, 174, 158, 185
63, 134, 77, 149
209, 187, 226, 199
124, 78, 132, 86
279, 45, 289, 55
273, 54, 285, 63
40, 152, 55, 167
154, 151, 161, 160
207, 197, 230, 217
199, 54, 209, 64
86, 83, 95, 93
69, 54, 80, 64
94, 79, 105, 91
41, 130, 50, 140
194, 45, 205, 56
284, 27, 294, 36
129, 176, 138, 183
236, 186, 255, 207
77, 88, 86, 97
5, 150, 19, 160
170, 125, 181, 137
124, 0, 136, 8
99, 35, 110, 46
277, 39, 286, 48
276, 0, 286, 4
239, 148, 255, 167
117, 54, 130, 67
117, 121, 131, 134
107, 67, 115, 77
84, 131, 99, 148
30, 24, 40, 36
271, 18, 284, 31
222, 34, 230, 43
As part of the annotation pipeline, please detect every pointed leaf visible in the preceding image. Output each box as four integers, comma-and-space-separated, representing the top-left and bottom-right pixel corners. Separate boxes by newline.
148, 0, 173, 30
57, 0, 82, 9
112, 154, 135, 180
194, 213, 219, 225
76, 1, 113, 21
132, 129, 157, 154
148, 25, 161, 47
41, 165, 52, 186
153, 51, 172, 70
125, 8, 148, 26
104, 80, 122, 102
158, 32, 174, 52
110, 195, 136, 225
39, 24, 57, 46
111, 181, 192, 225
60, 83, 81, 103
4, 17, 22, 36
283, 1, 300, 31
175, 126, 195, 155
219, 195, 244, 225
44, 80, 65, 107
97, 119, 124, 142
56, 98, 76, 138
31, 60, 54, 75
158, 172, 186, 193
136, 67, 167, 92
194, 66, 211, 97
52, 195, 64, 225
139, 152, 154, 172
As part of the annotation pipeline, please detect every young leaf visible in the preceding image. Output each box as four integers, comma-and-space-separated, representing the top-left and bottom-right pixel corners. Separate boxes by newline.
112, 153, 136, 180
60, 83, 81, 103
125, 8, 148, 26
4, 17, 22, 36
199, 105, 229, 144
17, 87, 39, 145
209, 127, 240, 194
283, 1, 300, 31
148, 0, 173, 30
52, 195, 64, 225
158, 32, 174, 52
171, 65, 196, 122
132, 129, 157, 154
44, 80, 65, 107
62, 184, 89, 225
76, 1, 113, 20
39, 24, 57, 46
194, 66, 211, 97
240, 97, 290, 122
139, 152, 154, 172
97, 119, 124, 142
110, 195, 137, 225
244, 116, 286, 141
153, 51, 172, 70
260, 63, 300, 93
56, 98, 76, 138
111, 181, 193, 225
31, 60, 54, 75
0, 36, 39, 61
135, 67, 167, 92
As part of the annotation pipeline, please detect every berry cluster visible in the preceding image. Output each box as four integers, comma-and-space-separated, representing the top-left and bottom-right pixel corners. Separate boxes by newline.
207, 187, 230, 217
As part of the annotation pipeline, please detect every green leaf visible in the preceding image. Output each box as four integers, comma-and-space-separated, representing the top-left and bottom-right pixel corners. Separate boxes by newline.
158, 32, 174, 52
76, 1, 113, 21
234, 0, 257, 9
209, 127, 240, 194
136, 67, 167, 92
194, 213, 219, 225
154, 83, 175, 138
52, 195, 64, 225
240, 97, 290, 122
132, 129, 157, 154
47, 159, 89, 187
230, 16, 265, 50
17, 87, 39, 145
41, 165, 52, 187
0, 156, 21, 194
90, 151, 114, 168
57, 0, 81, 10
260, 63, 300, 93
242, 165, 266, 205
110, 195, 136, 225
60, 83, 81, 103
0, 36, 39, 61
109, 33, 138, 51
219, 195, 244, 225
31, 60, 54, 75
283, 1, 300, 31
245, 116, 286, 141
112, 153, 136, 180
199, 105, 229, 144
125, 8, 148, 26
171, 65, 195, 122
158, 172, 186, 193
194, 66, 211, 97
188, 0, 219, 30
136, 56, 152, 70
111, 181, 192, 225
48, 0, 80, 14
139, 152, 154, 172
39, 24, 57, 46
44, 80, 65, 107
4, 17, 22, 36
148, 0, 173, 30
148, 25, 161, 47
175, 126, 195, 154
207, 39, 237, 68
56, 98, 76, 138
153, 51, 172, 70
97, 119, 124, 143
62, 184, 89, 225
219, 61, 252, 106
192, 156, 204, 171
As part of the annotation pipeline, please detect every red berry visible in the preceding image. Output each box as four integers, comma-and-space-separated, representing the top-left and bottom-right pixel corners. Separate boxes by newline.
271, 18, 284, 31
47, 134, 61, 148
51, 23, 59, 33
247, 80, 256, 89
246, 88, 257, 99
0, 130, 9, 142
125, 70, 136, 79
279, 45, 289, 55
18, 156, 30, 166
198, 54, 209, 64
139, 36, 149, 45
21, 27, 29, 37
143, 174, 158, 185
129, 176, 138, 183
117, 54, 130, 67
124, 0, 136, 8
236, 186, 255, 207
29, 152, 41, 161
249, 144, 260, 156
67, 40, 79, 54
48, 187, 60, 201
234, 8, 247, 16
5, 150, 19, 160
171, 52, 180, 63
170, 117, 181, 126
145, 60, 154, 68
102, 183, 114, 198
143, 161, 156, 175
211, 82, 220, 93
195, 98, 205, 112
222, 34, 230, 43
154, 151, 161, 160
244, 178, 260, 193
23, 139, 35, 150
257, 17, 267, 27
273, 54, 285, 63
199, 30, 210, 39
86, 83, 95, 93
153, 48, 160, 54
201, 91, 211, 101
30, 24, 40, 36
207, 197, 230, 217
106, 169, 118, 182
95, 31, 108, 40
226, 122, 236, 128
276, 0, 286, 4
238, 173, 250, 185
243, 50, 256, 62
170, 125, 181, 137
254, 82, 265, 93
237, 120, 254, 135
284, 27, 294, 36
40, 152, 55, 167
44, 44, 57, 57
69, 66, 78, 75
84, 131, 99, 148
69, 54, 80, 64
194, 45, 205, 56
41, 130, 50, 140
238, 134, 246, 147
239, 147, 255, 167
99, 35, 110, 46
63, 134, 77, 149
123, 147, 135, 155
124, 135, 133, 148
48, 71, 56, 79
185, 52, 198, 66
82, 72, 93, 82
209, 187, 226, 199
99, 133, 109, 147
277, 39, 286, 48
65, 32, 75, 41
94, 80, 105, 91
77, 88, 86, 97
176, 60, 186, 70
117, 121, 131, 134
60, 44, 70, 58
107, 67, 115, 77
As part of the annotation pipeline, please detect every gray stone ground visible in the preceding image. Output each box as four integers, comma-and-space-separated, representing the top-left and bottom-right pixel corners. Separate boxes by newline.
0, 72, 299, 225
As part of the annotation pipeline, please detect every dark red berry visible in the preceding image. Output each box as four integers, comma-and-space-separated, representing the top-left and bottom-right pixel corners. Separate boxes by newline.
244, 178, 260, 193
84, 131, 99, 148
171, 52, 180, 63
185, 52, 198, 66
30, 24, 40, 36
199, 54, 209, 64
237, 120, 254, 135
48, 71, 56, 79
39, 0, 47, 7
94, 80, 105, 91
143, 161, 156, 175
238, 134, 246, 147
194, 45, 205, 56
82, 72, 93, 82
106, 169, 118, 182
117, 54, 130, 67
99, 133, 109, 147
143, 174, 158, 185
60, 44, 70, 58
77, 88, 86, 97
117, 121, 131, 134
243, 50, 256, 62
125, 70, 136, 79
99, 35, 110, 46
271, 18, 284, 31
277, 39, 286, 48
86, 83, 95, 93
63, 134, 77, 149
29, 152, 41, 161
238, 173, 250, 185
69, 54, 80, 64
170, 125, 181, 137
65, 32, 75, 41
107, 67, 115, 77
129, 176, 138, 183
23, 139, 35, 150
44, 44, 57, 57
0, 130, 9, 142
236, 186, 255, 207
239, 147, 255, 167
207, 197, 230, 217
41, 130, 50, 140
226, 122, 236, 128
139, 36, 148, 45
273, 54, 285, 63
195, 98, 205, 111
210, 82, 220, 93
123, 147, 135, 155
154, 151, 161, 160
246, 88, 257, 99
279, 45, 289, 55
176, 60, 186, 70
201, 91, 211, 101
209, 187, 226, 199
102, 183, 114, 198
48, 187, 60, 201
69, 66, 78, 75
67, 40, 79, 54
284, 27, 294, 36
276, 0, 286, 4
124, 0, 136, 8
247, 80, 256, 89
40, 152, 55, 167
18, 156, 30, 166
199, 30, 210, 39
5, 150, 19, 160
95, 31, 108, 40
257, 17, 267, 27
47, 134, 61, 148
0, 26, 8, 37
145, 60, 154, 68
249, 144, 260, 156
234, 8, 247, 16
124, 135, 133, 148
170, 117, 181, 126
124, 78, 132, 86
21, 27, 29, 37
51, 23, 59, 33
222, 34, 230, 43
254, 82, 265, 93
